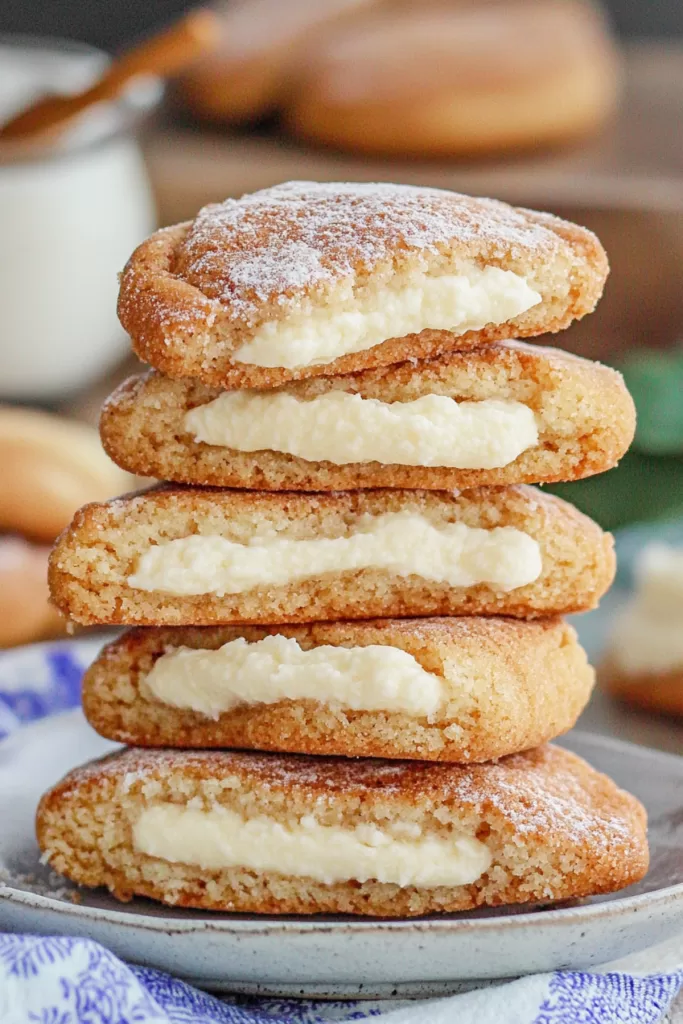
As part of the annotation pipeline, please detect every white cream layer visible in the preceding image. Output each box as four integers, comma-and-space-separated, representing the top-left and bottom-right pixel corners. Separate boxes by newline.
145, 635, 443, 718
609, 545, 683, 674
233, 267, 541, 368
133, 804, 492, 887
185, 391, 539, 469
128, 511, 542, 596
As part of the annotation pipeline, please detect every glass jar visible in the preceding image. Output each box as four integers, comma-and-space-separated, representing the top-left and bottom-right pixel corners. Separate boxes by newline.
0, 35, 160, 400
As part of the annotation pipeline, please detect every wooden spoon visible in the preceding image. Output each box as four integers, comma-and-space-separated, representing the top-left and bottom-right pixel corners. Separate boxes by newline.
0, 8, 220, 143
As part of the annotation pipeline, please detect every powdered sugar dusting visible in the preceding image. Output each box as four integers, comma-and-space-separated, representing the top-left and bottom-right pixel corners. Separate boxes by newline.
174, 181, 562, 322
227, 238, 326, 296
59, 746, 636, 851
0, 864, 80, 903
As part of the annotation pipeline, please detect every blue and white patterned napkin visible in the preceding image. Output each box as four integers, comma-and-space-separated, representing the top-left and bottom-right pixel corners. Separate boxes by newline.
0, 934, 681, 1024
1, 639, 682, 1024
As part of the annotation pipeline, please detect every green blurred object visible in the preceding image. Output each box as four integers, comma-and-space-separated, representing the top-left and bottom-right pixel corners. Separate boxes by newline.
621, 346, 683, 455
549, 346, 683, 530
549, 452, 683, 531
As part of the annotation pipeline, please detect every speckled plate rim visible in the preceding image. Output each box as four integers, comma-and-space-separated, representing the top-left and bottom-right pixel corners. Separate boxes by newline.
1, 714, 682, 936
4, 876, 683, 935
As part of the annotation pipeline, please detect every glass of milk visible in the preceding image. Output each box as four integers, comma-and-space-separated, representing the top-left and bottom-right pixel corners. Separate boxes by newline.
0, 35, 160, 400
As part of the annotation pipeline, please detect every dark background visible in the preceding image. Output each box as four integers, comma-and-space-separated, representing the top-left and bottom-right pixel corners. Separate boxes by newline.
0, 0, 682, 51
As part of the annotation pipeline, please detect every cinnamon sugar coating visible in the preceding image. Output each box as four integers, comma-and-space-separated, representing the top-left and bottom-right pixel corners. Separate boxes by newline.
36, 744, 648, 915
118, 182, 608, 389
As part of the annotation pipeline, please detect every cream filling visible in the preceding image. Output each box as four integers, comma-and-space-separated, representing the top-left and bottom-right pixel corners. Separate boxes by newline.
233, 267, 542, 368
145, 634, 443, 718
609, 545, 683, 675
128, 511, 542, 596
185, 392, 539, 469
132, 804, 492, 887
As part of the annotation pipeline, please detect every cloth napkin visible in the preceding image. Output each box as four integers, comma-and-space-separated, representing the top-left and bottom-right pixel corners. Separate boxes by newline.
0, 935, 681, 1024
1, 641, 682, 1024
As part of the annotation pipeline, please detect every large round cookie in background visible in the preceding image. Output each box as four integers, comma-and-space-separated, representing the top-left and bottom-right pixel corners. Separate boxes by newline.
287, 0, 621, 157
178, 0, 381, 125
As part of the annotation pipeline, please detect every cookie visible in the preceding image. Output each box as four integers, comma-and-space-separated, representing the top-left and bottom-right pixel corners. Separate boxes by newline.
36, 744, 648, 915
0, 538, 66, 649
0, 406, 129, 543
118, 181, 608, 390
100, 341, 634, 491
287, 1, 620, 157
48, 484, 615, 626
178, 0, 381, 125
599, 544, 683, 718
82, 616, 594, 761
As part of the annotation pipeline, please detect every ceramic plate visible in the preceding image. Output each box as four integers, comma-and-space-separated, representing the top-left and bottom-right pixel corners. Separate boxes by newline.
1, 679, 682, 996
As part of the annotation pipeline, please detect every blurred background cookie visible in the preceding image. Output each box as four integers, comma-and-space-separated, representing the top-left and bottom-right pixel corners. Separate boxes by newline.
175, 0, 621, 158
600, 543, 683, 717
178, 0, 380, 125
0, 537, 65, 648
0, 407, 130, 648
0, 407, 130, 542
287, 0, 621, 157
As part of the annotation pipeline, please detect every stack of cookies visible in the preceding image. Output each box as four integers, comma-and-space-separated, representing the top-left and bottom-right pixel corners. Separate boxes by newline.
40, 182, 649, 916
